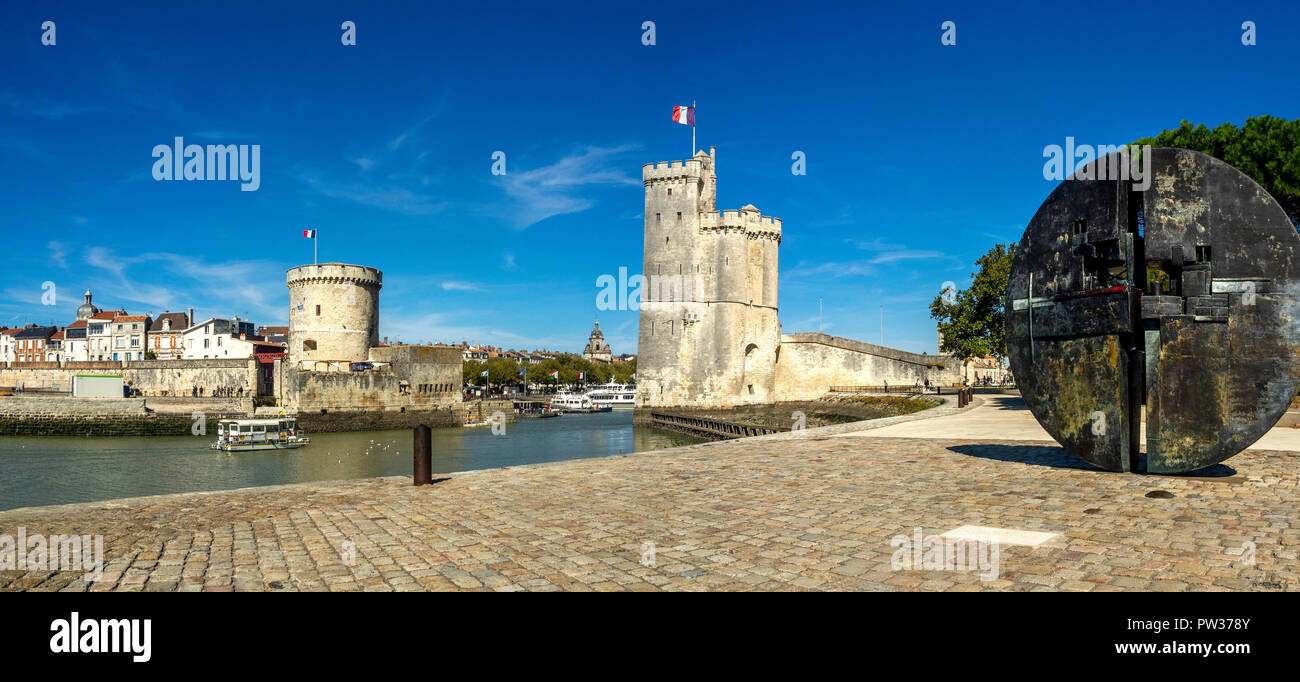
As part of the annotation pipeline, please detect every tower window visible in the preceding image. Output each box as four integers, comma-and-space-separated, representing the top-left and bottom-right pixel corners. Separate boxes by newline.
656, 213, 661, 223
1196, 244, 1211, 262
303, 339, 317, 351
677, 212, 682, 222
667, 188, 672, 196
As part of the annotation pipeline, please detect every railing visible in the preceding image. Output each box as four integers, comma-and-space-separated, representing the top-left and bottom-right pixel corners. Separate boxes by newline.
828, 385, 926, 394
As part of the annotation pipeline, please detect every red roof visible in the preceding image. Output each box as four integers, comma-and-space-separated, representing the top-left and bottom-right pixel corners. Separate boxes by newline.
65, 320, 87, 329
113, 314, 148, 322
49, 331, 65, 340
90, 310, 125, 320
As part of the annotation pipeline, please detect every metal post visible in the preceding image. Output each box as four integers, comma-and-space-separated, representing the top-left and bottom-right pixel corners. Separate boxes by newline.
413, 425, 431, 485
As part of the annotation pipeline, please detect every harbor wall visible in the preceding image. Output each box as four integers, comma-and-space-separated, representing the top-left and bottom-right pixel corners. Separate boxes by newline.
773, 333, 962, 401
0, 359, 257, 397
0, 396, 195, 436
278, 345, 462, 414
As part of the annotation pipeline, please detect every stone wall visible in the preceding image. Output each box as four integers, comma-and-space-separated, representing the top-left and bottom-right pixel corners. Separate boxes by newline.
0, 397, 193, 436
773, 333, 963, 401
0, 359, 256, 396
123, 359, 256, 396
296, 406, 461, 432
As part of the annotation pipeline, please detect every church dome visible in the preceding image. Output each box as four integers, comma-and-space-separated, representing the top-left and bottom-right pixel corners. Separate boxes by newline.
76, 290, 101, 321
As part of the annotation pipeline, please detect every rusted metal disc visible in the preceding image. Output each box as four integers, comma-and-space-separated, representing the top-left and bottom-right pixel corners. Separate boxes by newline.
1006, 147, 1300, 473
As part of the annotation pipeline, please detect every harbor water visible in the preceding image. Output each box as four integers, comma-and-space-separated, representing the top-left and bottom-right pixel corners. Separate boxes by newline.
0, 411, 699, 511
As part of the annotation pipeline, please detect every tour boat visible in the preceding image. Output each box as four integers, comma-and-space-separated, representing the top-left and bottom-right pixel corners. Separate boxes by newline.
549, 391, 593, 413
210, 417, 310, 451
584, 383, 636, 410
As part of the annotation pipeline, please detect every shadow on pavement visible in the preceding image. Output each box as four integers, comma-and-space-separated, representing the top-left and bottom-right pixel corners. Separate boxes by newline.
947, 443, 1103, 471
948, 444, 1238, 477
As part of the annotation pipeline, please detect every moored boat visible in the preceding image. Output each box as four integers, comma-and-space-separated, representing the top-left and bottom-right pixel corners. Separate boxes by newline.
211, 417, 310, 451
584, 382, 635, 410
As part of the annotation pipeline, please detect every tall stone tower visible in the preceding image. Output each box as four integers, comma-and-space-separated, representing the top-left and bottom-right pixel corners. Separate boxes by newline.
636, 148, 782, 408
286, 263, 382, 366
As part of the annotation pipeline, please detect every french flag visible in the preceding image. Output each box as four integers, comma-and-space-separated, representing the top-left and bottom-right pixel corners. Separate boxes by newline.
303, 229, 317, 238
672, 105, 694, 126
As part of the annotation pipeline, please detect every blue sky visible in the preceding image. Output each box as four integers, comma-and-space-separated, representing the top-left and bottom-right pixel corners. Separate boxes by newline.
2, 1, 1296, 355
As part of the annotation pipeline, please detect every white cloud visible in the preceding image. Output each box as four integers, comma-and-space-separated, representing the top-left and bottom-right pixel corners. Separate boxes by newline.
495, 145, 641, 228
48, 241, 67, 268
76, 247, 287, 324
302, 176, 449, 216
440, 281, 482, 291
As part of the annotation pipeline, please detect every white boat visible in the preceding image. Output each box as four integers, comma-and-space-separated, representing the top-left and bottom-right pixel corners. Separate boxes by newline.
549, 391, 593, 412
585, 383, 636, 409
210, 417, 310, 451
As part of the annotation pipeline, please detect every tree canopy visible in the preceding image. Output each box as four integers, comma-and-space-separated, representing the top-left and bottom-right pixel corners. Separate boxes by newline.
463, 355, 635, 388
1133, 116, 1300, 229
929, 243, 1015, 360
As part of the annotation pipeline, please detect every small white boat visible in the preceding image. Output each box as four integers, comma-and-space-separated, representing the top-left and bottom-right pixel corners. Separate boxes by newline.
211, 417, 310, 451
585, 382, 635, 410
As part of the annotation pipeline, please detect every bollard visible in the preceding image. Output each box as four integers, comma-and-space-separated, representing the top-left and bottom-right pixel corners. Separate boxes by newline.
413, 424, 431, 485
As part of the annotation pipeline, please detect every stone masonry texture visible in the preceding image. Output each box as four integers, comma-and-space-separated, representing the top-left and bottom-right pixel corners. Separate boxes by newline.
1, 417, 1294, 591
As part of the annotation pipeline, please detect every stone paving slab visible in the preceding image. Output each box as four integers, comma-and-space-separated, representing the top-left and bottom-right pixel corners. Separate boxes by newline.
0, 422, 1296, 592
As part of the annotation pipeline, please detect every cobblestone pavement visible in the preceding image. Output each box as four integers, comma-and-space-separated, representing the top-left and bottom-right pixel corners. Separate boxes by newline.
1, 426, 1296, 591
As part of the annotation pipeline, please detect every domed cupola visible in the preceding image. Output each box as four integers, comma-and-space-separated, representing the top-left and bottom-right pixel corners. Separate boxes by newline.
76, 290, 101, 321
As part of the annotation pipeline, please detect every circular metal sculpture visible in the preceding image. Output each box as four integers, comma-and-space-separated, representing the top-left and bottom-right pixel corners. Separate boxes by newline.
1006, 147, 1300, 473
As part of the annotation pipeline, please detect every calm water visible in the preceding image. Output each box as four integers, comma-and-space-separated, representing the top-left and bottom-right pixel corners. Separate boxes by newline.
0, 411, 699, 511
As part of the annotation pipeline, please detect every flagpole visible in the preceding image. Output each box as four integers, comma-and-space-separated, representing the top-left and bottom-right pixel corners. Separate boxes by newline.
692, 100, 696, 156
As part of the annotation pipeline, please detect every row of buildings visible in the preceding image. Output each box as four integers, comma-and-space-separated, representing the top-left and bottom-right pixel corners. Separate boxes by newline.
434, 322, 634, 366
0, 291, 287, 364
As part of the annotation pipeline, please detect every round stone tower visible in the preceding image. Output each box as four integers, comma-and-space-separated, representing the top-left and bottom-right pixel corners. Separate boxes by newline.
286, 263, 382, 366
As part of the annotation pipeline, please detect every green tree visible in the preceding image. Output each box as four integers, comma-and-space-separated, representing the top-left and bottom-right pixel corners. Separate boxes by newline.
929, 243, 1016, 360
463, 359, 486, 386
484, 357, 522, 387
1133, 116, 1300, 229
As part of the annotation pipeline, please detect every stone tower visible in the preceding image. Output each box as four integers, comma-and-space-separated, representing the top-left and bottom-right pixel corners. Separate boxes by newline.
636, 148, 782, 407
286, 263, 382, 366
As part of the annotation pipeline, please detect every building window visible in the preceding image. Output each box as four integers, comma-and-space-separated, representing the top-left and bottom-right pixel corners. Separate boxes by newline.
655, 213, 660, 223
304, 339, 317, 352
316, 305, 321, 316
667, 188, 672, 196
677, 211, 682, 222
